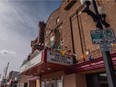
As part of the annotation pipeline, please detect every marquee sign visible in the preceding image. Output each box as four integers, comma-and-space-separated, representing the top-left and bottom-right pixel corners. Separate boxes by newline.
46, 50, 73, 66
20, 51, 42, 73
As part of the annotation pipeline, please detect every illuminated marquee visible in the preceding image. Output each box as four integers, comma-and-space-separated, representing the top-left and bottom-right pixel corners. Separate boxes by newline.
20, 51, 42, 73
47, 50, 73, 66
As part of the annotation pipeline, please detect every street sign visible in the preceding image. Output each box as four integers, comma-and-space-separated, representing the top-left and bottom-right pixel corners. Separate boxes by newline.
90, 30, 103, 44
103, 28, 116, 43
100, 43, 112, 51
90, 28, 116, 44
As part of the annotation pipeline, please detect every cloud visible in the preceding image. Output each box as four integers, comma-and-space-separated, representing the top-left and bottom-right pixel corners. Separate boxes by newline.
0, 50, 16, 55
0, 50, 9, 54
0, 0, 61, 79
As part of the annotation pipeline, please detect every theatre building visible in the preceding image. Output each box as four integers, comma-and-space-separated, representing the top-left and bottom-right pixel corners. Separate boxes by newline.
20, 0, 116, 87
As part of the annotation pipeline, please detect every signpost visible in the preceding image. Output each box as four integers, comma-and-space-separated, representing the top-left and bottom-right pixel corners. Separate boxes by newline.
91, 28, 116, 44
100, 43, 112, 51
81, 0, 116, 86
91, 29, 103, 44
103, 28, 116, 43
91, 28, 116, 51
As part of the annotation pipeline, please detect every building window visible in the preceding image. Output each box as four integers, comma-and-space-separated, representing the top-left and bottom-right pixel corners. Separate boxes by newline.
41, 81, 45, 87
57, 79, 63, 87
46, 41, 51, 48
51, 80, 57, 87
45, 29, 61, 49
98, 73, 108, 81
55, 29, 61, 49
64, 0, 76, 10
24, 83, 28, 87
46, 81, 50, 87
50, 35, 55, 47
45, 29, 51, 38
56, 17, 60, 24
45, 41, 48, 47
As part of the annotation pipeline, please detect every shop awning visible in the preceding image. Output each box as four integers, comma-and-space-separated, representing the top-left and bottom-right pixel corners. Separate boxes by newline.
65, 52, 116, 74
20, 49, 74, 75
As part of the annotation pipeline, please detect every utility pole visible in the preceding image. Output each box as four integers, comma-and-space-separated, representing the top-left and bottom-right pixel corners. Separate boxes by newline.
80, 0, 116, 87
92, 1, 116, 87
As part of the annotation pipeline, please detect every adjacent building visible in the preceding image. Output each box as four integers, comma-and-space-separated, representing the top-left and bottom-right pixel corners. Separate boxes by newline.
20, 0, 116, 87
18, 75, 28, 87
8, 71, 19, 87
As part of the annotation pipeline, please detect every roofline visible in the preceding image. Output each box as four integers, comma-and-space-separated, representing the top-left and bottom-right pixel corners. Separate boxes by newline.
46, 1, 64, 25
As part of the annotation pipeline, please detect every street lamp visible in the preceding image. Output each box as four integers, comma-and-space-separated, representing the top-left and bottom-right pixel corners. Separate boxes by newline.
80, 0, 110, 28
80, 0, 116, 87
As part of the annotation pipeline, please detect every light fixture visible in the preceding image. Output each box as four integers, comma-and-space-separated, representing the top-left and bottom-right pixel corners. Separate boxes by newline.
80, 0, 110, 28
41, 70, 44, 72
73, 54, 77, 57
47, 68, 51, 70
111, 43, 114, 46
60, 26, 62, 29
85, 50, 89, 55
79, 0, 91, 12
34, 73, 37, 75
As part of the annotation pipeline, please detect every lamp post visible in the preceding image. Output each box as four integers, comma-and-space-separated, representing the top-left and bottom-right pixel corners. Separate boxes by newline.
92, 1, 116, 87
80, 0, 116, 87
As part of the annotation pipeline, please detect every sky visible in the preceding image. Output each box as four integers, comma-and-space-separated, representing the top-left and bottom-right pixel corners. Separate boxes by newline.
0, 0, 61, 79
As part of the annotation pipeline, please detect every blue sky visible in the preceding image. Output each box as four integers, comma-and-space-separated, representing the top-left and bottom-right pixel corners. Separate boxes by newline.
0, 0, 61, 78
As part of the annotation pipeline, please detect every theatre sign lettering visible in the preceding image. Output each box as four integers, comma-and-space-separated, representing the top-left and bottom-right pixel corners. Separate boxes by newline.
47, 50, 73, 66
20, 49, 74, 74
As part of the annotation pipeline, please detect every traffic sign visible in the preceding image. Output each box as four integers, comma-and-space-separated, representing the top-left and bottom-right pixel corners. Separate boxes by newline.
90, 30, 103, 44
103, 28, 116, 43
90, 28, 116, 44
100, 43, 112, 51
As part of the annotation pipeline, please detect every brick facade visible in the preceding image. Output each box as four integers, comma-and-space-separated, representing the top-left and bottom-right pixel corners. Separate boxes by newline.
45, 0, 116, 62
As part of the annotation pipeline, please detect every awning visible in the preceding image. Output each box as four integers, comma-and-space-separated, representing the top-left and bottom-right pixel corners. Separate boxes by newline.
20, 49, 74, 75
65, 52, 116, 74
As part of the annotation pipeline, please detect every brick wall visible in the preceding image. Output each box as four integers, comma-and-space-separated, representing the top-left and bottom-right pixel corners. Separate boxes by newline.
45, 0, 116, 62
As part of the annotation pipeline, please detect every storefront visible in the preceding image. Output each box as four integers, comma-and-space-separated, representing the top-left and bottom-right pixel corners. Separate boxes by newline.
20, 48, 116, 87
41, 76, 63, 87
40, 71, 64, 87
28, 76, 40, 87
73, 53, 116, 87
19, 0, 116, 86
86, 72, 112, 87
20, 49, 73, 87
